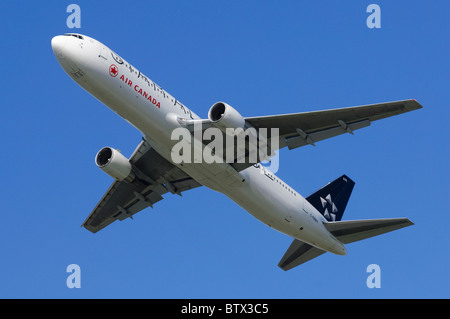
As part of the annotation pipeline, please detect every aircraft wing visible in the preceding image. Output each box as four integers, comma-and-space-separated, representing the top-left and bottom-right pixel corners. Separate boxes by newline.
181, 99, 422, 172
82, 140, 201, 233
245, 99, 422, 151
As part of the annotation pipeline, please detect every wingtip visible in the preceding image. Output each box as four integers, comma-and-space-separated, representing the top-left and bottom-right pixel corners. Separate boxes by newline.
408, 99, 423, 110
277, 262, 292, 271
405, 219, 415, 226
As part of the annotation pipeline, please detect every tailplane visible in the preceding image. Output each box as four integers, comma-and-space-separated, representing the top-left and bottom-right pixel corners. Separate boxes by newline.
278, 175, 414, 271
278, 218, 413, 271
306, 175, 355, 222
323, 218, 414, 244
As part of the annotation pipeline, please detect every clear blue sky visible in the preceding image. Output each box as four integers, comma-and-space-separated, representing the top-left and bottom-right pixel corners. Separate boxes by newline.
0, 1, 448, 298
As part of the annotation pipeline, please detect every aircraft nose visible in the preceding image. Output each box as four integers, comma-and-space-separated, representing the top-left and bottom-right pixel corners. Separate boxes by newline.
51, 35, 67, 57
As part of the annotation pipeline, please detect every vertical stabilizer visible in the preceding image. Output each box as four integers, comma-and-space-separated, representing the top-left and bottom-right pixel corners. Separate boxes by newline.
306, 175, 355, 222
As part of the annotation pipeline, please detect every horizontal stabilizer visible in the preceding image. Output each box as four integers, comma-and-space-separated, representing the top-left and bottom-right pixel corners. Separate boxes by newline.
278, 218, 413, 271
278, 239, 326, 271
323, 218, 414, 244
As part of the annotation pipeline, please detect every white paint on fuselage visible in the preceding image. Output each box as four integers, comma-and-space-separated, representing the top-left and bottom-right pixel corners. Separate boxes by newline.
52, 34, 346, 256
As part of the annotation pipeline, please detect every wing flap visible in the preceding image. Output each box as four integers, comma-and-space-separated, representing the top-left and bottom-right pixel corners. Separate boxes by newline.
82, 181, 167, 233
286, 120, 371, 150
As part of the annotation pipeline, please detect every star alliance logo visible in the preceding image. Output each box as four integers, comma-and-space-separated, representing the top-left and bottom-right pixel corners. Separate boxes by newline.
320, 194, 338, 221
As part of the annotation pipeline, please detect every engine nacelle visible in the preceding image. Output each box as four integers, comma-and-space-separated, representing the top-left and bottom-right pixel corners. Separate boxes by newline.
95, 147, 135, 182
208, 102, 246, 135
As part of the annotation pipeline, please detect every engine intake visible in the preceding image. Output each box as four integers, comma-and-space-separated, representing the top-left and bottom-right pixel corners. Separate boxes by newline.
208, 102, 246, 134
95, 147, 135, 182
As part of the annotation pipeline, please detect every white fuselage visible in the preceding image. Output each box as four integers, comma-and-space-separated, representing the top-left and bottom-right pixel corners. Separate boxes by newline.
52, 34, 346, 256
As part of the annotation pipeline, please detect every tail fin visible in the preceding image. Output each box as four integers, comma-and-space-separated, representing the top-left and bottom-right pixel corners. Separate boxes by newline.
306, 175, 355, 222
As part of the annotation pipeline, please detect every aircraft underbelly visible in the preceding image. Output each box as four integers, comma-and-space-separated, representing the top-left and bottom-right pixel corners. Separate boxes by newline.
211, 166, 340, 252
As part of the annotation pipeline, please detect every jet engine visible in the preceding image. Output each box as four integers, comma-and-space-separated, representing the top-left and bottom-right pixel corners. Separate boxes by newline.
208, 102, 246, 134
95, 147, 135, 182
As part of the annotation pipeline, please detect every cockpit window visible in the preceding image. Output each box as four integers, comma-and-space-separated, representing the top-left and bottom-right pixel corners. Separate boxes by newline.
64, 33, 84, 40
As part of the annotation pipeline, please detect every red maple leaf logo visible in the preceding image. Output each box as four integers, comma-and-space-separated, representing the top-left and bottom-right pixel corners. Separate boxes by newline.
109, 64, 118, 77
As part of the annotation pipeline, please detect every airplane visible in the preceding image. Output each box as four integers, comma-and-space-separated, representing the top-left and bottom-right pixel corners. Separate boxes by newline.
51, 33, 422, 270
